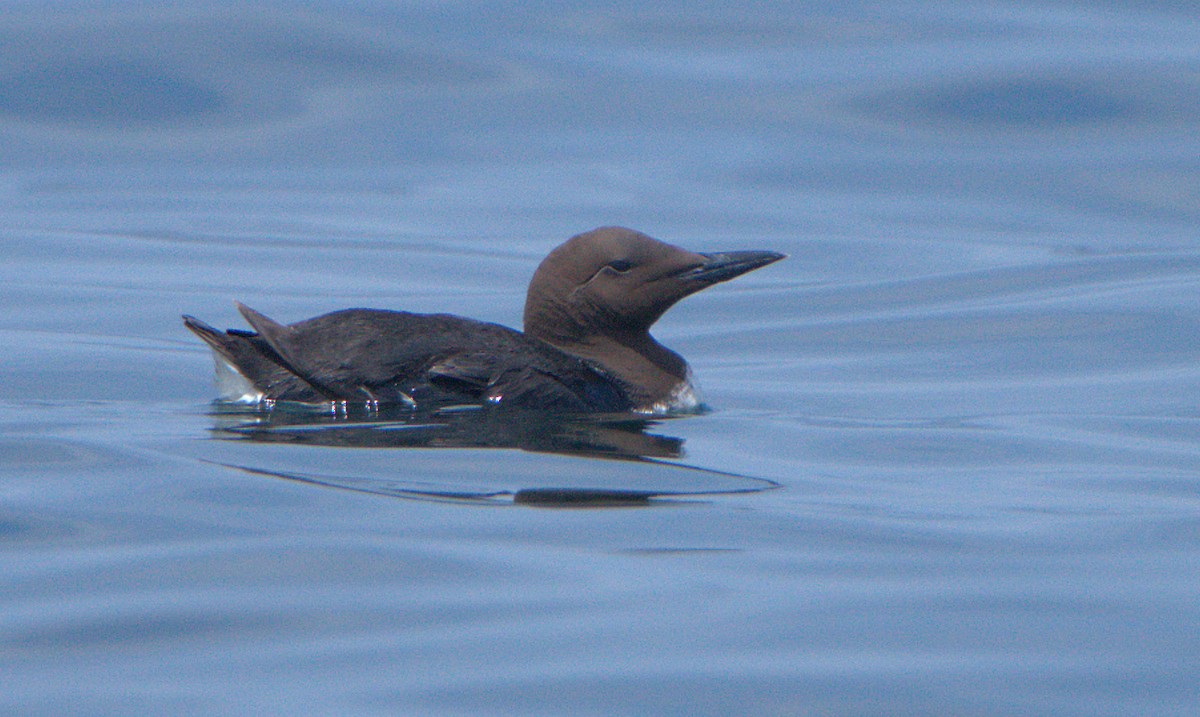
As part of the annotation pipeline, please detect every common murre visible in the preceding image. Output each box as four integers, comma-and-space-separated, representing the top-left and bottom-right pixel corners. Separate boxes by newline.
183, 226, 785, 414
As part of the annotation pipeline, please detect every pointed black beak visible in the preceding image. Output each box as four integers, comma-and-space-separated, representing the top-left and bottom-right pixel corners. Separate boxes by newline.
681, 250, 787, 285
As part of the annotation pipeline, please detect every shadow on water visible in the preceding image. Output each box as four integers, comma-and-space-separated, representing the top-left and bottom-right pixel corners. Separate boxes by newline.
203, 403, 778, 507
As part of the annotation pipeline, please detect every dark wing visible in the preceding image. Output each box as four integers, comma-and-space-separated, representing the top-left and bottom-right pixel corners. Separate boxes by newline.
427, 350, 632, 411
485, 364, 629, 411
185, 305, 632, 410
231, 305, 510, 403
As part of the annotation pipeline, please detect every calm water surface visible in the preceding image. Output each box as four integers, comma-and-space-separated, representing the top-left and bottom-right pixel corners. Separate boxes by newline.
3, 2, 1199, 715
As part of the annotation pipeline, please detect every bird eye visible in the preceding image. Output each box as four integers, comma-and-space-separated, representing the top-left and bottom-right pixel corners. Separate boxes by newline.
607, 259, 633, 273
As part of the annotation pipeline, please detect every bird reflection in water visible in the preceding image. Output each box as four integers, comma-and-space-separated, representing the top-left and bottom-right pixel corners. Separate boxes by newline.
209, 402, 684, 459
204, 403, 777, 507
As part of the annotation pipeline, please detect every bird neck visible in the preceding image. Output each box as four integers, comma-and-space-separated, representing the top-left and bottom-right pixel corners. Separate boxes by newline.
547, 330, 691, 410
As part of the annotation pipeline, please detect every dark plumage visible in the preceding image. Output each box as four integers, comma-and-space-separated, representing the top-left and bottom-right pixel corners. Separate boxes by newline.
183, 226, 784, 413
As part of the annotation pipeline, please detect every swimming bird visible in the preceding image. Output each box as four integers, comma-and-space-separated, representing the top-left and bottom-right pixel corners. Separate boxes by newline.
183, 226, 784, 414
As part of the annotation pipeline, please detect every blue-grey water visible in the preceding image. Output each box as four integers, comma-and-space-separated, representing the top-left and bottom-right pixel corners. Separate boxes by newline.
3, 2, 1200, 715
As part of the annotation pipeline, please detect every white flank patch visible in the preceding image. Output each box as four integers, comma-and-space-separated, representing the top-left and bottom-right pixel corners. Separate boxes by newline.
211, 351, 264, 404
637, 375, 704, 416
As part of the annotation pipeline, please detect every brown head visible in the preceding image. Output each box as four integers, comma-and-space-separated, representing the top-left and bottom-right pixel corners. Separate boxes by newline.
523, 226, 785, 410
